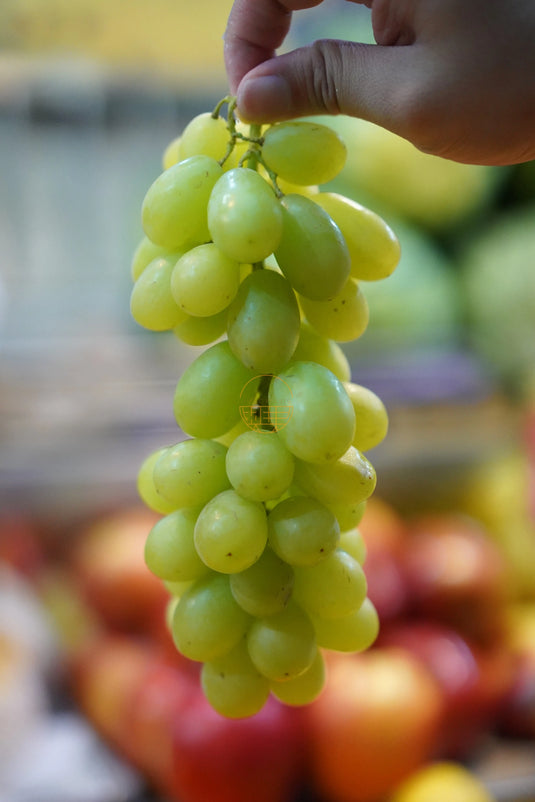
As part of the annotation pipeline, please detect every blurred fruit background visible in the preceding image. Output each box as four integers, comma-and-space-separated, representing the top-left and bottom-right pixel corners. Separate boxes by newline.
1, 1, 535, 801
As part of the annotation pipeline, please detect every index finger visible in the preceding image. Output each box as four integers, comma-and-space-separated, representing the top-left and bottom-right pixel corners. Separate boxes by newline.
224, 0, 324, 93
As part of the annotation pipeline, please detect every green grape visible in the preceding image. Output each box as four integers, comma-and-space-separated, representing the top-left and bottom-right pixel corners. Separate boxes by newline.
130, 236, 168, 281
227, 269, 300, 373
171, 572, 251, 662
194, 489, 268, 574
164, 578, 193, 598
274, 194, 350, 301
225, 430, 295, 502
314, 192, 401, 281
291, 320, 351, 383
229, 546, 294, 617
339, 527, 367, 564
247, 600, 316, 681
344, 381, 389, 452
137, 446, 176, 515
207, 167, 283, 263
179, 112, 230, 162
292, 548, 367, 619
201, 638, 271, 719
261, 121, 347, 185
144, 507, 209, 582
327, 500, 367, 533
300, 277, 370, 342
173, 308, 228, 346
130, 254, 188, 331
269, 361, 355, 463
268, 495, 340, 566
294, 446, 376, 507
162, 135, 182, 170
171, 242, 240, 317
142, 155, 223, 249
311, 597, 379, 652
270, 648, 326, 706
173, 341, 254, 439
152, 438, 230, 509
215, 418, 250, 447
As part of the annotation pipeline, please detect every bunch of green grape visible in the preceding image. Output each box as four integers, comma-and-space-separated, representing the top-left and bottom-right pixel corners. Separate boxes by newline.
132, 97, 400, 719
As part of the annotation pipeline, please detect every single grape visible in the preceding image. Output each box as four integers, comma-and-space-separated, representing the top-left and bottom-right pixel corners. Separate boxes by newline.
291, 320, 351, 383
227, 268, 300, 373
294, 446, 376, 507
201, 638, 271, 719
152, 438, 230, 509
171, 572, 251, 662
261, 121, 347, 185
215, 418, 250, 448
130, 236, 169, 281
339, 528, 367, 564
292, 548, 367, 619
300, 277, 370, 342
247, 600, 317, 681
225, 430, 295, 502
170, 243, 240, 317
162, 135, 182, 170
179, 112, 230, 162
311, 597, 379, 652
274, 194, 350, 301
173, 341, 254, 439
314, 192, 401, 281
268, 495, 340, 566
208, 167, 283, 263
137, 446, 176, 515
270, 648, 326, 706
327, 500, 367, 533
173, 308, 228, 346
269, 361, 355, 463
230, 546, 294, 617
194, 489, 268, 574
144, 507, 209, 583
344, 382, 389, 452
142, 155, 223, 249
130, 254, 187, 331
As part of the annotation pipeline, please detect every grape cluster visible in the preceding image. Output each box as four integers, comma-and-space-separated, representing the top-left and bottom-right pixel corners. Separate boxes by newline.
132, 98, 400, 718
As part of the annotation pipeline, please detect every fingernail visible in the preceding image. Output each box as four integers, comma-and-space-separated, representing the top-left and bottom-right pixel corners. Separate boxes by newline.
237, 74, 293, 121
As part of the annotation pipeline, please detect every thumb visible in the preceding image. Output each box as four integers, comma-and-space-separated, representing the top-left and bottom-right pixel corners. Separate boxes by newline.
235, 39, 416, 134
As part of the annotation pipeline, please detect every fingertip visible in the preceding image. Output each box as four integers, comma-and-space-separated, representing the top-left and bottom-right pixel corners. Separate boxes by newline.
236, 73, 294, 123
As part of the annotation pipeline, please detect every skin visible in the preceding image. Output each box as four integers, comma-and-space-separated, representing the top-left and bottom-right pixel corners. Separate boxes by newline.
224, 0, 535, 165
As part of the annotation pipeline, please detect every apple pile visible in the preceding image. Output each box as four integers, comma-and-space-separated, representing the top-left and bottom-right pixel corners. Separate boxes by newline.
53, 491, 535, 802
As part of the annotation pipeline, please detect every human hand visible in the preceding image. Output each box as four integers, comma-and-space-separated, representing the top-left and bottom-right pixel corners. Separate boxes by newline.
224, 0, 535, 165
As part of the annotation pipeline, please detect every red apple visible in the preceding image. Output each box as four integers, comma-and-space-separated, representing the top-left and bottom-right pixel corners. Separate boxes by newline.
305, 648, 445, 802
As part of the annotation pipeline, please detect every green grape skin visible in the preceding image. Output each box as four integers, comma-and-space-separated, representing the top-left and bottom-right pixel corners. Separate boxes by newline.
194, 489, 268, 574
227, 269, 300, 374
294, 446, 376, 507
137, 446, 177, 515
130, 254, 188, 331
344, 381, 389, 452
164, 578, 193, 598
314, 192, 401, 281
339, 527, 367, 564
246, 600, 317, 682
327, 500, 367, 533
207, 168, 283, 263
201, 638, 271, 719
173, 341, 255, 439
179, 112, 230, 162
171, 572, 251, 662
170, 243, 240, 317
144, 507, 209, 583
274, 194, 350, 301
291, 320, 351, 383
162, 135, 182, 170
269, 361, 355, 463
130, 236, 169, 281
215, 418, 250, 448
173, 308, 228, 346
225, 430, 295, 502
261, 121, 347, 185
229, 546, 294, 617
270, 648, 326, 706
292, 548, 367, 619
300, 277, 370, 342
267, 495, 340, 566
142, 155, 223, 249
311, 597, 380, 652
152, 438, 230, 509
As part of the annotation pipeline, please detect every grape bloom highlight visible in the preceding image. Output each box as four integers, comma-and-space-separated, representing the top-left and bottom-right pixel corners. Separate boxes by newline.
131, 97, 400, 718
